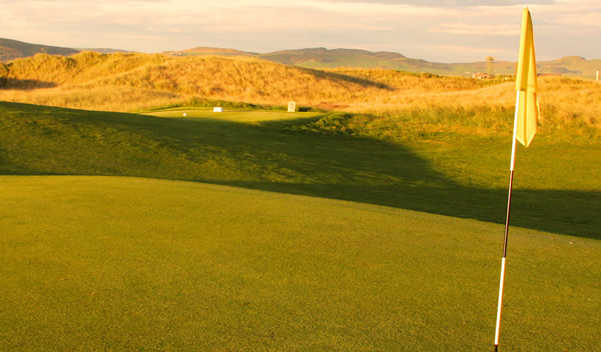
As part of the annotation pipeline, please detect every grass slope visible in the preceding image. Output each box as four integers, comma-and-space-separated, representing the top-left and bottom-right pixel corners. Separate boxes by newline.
4, 52, 601, 133
1, 101, 599, 238
0, 51, 493, 112
1, 175, 599, 351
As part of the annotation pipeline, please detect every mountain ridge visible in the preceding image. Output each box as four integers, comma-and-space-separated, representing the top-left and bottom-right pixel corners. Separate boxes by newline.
2, 37, 600, 78
0, 38, 79, 62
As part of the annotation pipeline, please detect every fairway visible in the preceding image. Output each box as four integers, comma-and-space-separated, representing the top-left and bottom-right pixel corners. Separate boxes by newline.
1, 176, 599, 351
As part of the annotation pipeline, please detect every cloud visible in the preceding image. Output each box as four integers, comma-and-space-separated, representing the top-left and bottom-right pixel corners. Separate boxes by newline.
430, 24, 520, 36
0, 0, 599, 62
320, 0, 555, 7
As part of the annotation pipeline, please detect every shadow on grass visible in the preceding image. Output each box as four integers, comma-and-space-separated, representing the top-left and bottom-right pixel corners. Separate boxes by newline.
0, 78, 57, 89
213, 180, 601, 240
1, 101, 599, 239
297, 67, 394, 90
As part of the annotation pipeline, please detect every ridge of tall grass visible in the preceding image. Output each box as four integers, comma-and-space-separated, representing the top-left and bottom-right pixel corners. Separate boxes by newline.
1, 52, 600, 130
0, 52, 496, 108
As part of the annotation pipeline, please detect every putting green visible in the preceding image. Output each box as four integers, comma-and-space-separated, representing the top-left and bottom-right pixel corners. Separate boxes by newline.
1, 176, 599, 351
147, 109, 324, 123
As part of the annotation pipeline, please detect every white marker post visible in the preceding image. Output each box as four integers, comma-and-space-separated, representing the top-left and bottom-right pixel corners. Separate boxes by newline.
596, 70, 600, 81
288, 101, 296, 113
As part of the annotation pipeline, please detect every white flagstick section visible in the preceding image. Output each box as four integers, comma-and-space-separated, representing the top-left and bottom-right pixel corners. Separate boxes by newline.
494, 257, 507, 345
494, 90, 520, 351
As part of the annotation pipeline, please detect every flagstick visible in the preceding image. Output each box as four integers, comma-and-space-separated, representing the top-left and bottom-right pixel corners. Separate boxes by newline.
494, 90, 520, 352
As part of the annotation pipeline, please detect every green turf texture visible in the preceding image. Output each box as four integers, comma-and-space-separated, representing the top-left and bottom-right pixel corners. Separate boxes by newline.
1, 176, 599, 351
1, 102, 600, 350
1, 102, 599, 239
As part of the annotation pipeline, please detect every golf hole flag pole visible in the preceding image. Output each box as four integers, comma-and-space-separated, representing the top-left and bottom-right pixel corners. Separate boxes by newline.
493, 6, 539, 352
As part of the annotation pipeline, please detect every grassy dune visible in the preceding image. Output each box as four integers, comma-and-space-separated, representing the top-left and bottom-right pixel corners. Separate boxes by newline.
1, 175, 600, 351
1, 52, 400, 110
1, 52, 601, 132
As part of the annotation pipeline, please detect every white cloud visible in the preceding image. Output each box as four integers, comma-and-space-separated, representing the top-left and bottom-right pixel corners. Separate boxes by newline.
430, 24, 519, 36
0, 0, 599, 61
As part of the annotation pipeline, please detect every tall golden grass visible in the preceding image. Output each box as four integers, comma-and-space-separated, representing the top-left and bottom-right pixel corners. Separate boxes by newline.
354, 77, 601, 125
0, 52, 493, 109
0, 63, 7, 75
1, 51, 600, 130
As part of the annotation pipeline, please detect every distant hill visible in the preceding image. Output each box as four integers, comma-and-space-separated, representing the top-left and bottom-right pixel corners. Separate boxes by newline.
76, 48, 130, 54
258, 48, 498, 75
259, 47, 406, 67
0, 38, 78, 62
169, 46, 601, 78
538, 56, 601, 77
3, 37, 600, 78
258, 48, 601, 78
0, 38, 129, 62
165, 47, 256, 57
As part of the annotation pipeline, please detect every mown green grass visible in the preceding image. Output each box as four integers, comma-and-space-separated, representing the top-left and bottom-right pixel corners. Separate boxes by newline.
1, 102, 599, 238
1, 101, 600, 350
1, 176, 599, 351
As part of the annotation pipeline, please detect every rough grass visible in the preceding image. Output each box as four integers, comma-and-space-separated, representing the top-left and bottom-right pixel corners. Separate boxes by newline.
2, 52, 600, 131
1, 176, 600, 351
1, 52, 401, 109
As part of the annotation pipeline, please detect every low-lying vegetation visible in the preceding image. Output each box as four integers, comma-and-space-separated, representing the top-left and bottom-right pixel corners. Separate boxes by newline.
1, 52, 600, 131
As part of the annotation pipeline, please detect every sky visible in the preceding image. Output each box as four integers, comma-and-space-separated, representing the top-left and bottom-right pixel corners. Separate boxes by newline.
1, 0, 599, 62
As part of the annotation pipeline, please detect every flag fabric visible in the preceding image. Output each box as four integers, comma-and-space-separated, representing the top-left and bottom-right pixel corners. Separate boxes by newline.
515, 7, 539, 147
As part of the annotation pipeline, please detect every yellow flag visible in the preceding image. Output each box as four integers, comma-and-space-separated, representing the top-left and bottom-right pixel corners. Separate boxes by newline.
515, 7, 539, 147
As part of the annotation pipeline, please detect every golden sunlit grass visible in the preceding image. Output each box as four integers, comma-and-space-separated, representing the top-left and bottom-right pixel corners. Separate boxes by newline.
0, 86, 183, 112
329, 68, 495, 91
1, 52, 600, 130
